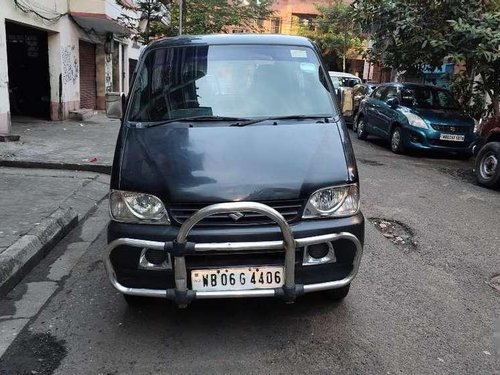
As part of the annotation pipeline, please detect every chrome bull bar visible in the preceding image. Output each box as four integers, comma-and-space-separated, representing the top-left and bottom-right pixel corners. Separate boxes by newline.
104, 202, 363, 307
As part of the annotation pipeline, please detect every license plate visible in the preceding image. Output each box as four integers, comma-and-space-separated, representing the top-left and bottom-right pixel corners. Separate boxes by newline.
191, 266, 284, 291
440, 134, 465, 142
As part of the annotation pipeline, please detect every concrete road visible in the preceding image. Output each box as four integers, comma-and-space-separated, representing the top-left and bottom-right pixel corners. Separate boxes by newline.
1, 130, 499, 375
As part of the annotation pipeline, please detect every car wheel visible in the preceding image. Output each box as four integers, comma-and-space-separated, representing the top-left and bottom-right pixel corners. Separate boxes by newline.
323, 284, 350, 301
123, 294, 151, 307
390, 126, 405, 154
357, 117, 368, 140
352, 113, 359, 132
475, 142, 500, 188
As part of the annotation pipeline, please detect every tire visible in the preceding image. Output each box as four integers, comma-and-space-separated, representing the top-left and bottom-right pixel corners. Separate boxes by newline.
390, 126, 405, 154
352, 113, 359, 132
475, 142, 500, 188
356, 117, 368, 140
123, 294, 151, 307
323, 284, 350, 301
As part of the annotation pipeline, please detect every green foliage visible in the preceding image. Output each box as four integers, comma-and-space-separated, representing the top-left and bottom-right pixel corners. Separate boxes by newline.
169, 0, 274, 35
451, 72, 487, 119
116, 0, 171, 44
117, 0, 274, 43
447, 10, 500, 117
297, 0, 364, 71
353, 0, 500, 117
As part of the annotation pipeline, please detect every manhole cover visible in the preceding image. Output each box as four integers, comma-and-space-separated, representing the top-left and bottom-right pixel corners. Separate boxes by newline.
487, 275, 500, 294
438, 167, 476, 183
369, 218, 417, 249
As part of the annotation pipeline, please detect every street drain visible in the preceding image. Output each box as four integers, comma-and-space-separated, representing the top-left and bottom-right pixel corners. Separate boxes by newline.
438, 167, 476, 183
369, 218, 417, 249
487, 274, 500, 294
357, 158, 384, 166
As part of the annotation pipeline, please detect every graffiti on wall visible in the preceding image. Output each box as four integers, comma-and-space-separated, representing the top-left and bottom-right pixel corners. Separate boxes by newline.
61, 45, 79, 85
105, 71, 112, 92
105, 55, 113, 92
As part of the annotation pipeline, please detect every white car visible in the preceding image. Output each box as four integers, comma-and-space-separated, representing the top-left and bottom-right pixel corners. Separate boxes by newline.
329, 72, 362, 122
328, 71, 362, 93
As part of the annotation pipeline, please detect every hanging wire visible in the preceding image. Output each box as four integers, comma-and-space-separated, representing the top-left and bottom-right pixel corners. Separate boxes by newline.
13, 0, 68, 25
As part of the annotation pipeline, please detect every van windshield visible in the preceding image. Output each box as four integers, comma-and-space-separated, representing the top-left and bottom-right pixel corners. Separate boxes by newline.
127, 44, 336, 123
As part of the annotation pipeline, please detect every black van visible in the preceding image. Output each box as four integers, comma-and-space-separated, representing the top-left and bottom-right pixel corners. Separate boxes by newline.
104, 34, 364, 308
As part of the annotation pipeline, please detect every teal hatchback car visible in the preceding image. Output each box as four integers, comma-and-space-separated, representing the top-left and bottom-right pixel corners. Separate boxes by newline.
356, 83, 476, 155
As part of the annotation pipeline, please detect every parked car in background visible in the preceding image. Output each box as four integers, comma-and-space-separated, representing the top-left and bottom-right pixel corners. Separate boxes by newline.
104, 34, 364, 308
356, 83, 476, 155
474, 116, 500, 188
328, 72, 362, 124
351, 83, 378, 129
328, 71, 362, 94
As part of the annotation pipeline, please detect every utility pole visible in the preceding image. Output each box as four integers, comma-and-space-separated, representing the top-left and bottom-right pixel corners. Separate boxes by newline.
179, 0, 183, 35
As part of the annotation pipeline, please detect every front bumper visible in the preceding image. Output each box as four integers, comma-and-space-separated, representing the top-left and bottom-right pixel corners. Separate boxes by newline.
402, 127, 476, 153
105, 202, 364, 307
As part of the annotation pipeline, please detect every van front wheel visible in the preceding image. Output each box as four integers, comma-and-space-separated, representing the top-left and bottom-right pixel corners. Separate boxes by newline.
323, 284, 350, 301
123, 294, 151, 307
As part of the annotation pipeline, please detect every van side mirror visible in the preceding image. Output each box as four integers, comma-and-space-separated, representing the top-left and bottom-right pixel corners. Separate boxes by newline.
386, 97, 399, 108
105, 92, 125, 119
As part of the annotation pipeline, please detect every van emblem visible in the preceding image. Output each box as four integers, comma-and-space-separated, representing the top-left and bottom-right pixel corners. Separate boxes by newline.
450, 126, 456, 132
229, 212, 245, 221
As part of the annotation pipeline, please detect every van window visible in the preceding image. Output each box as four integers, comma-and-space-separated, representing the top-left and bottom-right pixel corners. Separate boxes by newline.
128, 45, 337, 122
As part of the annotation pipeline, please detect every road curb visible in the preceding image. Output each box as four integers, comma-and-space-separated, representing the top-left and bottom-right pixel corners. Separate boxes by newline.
0, 208, 78, 296
0, 160, 111, 175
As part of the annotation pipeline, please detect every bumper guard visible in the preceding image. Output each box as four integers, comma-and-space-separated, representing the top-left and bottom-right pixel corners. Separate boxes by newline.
104, 202, 363, 307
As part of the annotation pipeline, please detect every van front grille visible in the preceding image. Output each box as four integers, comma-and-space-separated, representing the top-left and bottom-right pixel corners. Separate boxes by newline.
169, 201, 303, 226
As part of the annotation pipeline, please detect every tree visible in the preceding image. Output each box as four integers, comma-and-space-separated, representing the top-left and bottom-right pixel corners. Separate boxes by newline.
353, 0, 500, 117
169, 0, 274, 35
297, 0, 365, 72
447, 11, 500, 118
118, 0, 274, 41
116, 0, 172, 44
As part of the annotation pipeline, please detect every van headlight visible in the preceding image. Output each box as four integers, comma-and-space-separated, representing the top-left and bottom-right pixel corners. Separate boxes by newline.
109, 190, 170, 224
303, 184, 360, 218
403, 112, 428, 129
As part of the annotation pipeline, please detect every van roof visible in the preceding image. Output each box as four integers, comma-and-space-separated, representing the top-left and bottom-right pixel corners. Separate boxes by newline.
145, 33, 315, 50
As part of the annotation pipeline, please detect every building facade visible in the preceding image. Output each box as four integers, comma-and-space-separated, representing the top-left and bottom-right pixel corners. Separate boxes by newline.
0, 0, 142, 135
261, 0, 366, 76
263, 0, 331, 35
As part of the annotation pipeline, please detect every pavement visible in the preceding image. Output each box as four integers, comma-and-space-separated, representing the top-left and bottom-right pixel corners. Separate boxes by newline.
0, 128, 498, 374
0, 113, 120, 173
0, 113, 115, 294
0, 167, 109, 295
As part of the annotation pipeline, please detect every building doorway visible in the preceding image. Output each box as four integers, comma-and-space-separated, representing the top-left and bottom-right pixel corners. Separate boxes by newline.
79, 41, 97, 109
6, 21, 50, 119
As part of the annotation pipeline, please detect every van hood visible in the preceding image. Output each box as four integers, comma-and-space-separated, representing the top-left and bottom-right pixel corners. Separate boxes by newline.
117, 122, 352, 204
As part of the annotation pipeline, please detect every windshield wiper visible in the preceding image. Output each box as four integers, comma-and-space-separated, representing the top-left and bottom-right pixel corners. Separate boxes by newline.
144, 116, 251, 128
230, 115, 330, 127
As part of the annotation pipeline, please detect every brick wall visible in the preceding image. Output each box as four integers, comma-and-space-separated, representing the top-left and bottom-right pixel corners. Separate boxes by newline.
79, 41, 96, 109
